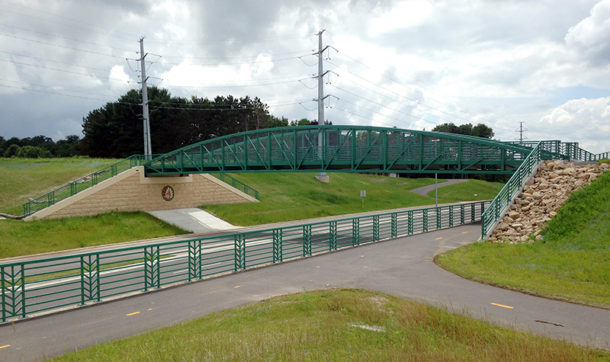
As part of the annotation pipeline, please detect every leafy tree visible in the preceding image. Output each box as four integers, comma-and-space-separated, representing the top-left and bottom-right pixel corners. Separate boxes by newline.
78, 87, 280, 158
3, 144, 21, 157
55, 135, 80, 157
432, 122, 494, 139
17, 145, 52, 158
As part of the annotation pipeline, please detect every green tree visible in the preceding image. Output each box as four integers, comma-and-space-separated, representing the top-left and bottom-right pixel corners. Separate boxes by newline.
17, 145, 52, 158
432, 122, 494, 139
79, 87, 278, 158
3, 144, 21, 157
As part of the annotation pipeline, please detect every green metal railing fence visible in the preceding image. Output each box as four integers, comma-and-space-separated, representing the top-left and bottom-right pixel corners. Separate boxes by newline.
1, 200, 488, 323
22, 155, 159, 217
213, 173, 260, 200
481, 142, 543, 240
508, 141, 609, 161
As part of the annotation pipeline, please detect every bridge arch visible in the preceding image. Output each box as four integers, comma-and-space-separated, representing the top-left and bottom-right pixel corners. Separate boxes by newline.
144, 125, 535, 176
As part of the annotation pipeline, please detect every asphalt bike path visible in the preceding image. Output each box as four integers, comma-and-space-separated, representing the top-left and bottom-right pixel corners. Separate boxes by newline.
409, 179, 469, 196
0, 224, 608, 360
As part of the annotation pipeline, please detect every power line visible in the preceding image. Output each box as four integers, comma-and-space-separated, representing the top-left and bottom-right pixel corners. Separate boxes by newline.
0, 32, 126, 59
0, 58, 131, 84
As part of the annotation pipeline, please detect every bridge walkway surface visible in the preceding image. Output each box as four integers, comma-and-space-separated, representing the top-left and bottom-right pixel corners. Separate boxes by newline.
0, 224, 608, 360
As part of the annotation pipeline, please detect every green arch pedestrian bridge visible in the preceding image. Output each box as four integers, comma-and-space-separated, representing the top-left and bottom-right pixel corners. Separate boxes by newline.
144, 125, 565, 176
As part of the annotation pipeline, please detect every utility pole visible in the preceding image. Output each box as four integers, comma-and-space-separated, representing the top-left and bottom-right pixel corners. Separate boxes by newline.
139, 37, 152, 160
315, 30, 330, 125
313, 30, 332, 182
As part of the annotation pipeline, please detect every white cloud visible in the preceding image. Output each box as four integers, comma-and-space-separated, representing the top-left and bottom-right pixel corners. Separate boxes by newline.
565, 0, 610, 65
535, 97, 610, 153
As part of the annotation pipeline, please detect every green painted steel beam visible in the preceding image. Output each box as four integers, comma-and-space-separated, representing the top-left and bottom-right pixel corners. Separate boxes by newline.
143, 125, 552, 176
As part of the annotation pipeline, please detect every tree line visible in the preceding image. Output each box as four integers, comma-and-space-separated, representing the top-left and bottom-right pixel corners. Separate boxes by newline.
0, 135, 80, 158
2, 87, 494, 159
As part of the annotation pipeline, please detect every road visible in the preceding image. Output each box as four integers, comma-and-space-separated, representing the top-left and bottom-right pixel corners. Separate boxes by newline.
0, 223, 608, 360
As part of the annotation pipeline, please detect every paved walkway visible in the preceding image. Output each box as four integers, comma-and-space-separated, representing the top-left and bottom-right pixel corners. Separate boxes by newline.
148, 208, 239, 233
410, 178, 469, 196
1, 224, 608, 360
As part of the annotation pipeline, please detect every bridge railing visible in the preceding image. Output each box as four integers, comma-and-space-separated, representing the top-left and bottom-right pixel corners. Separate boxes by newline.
507, 141, 608, 161
481, 142, 543, 240
213, 173, 260, 200
1, 200, 488, 323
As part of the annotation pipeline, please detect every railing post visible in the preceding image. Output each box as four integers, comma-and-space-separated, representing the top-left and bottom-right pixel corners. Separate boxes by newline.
373, 215, 380, 242
460, 204, 465, 225
408, 211, 413, 234
391, 213, 397, 238
435, 207, 441, 230
329, 221, 337, 251
302, 225, 312, 257
449, 207, 454, 227
1, 266, 5, 323
188, 240, 202, 282
273, 229, 283, 263
423, 209, 428, 232
472, 203, 476, 222
234, 234, 246, 272
144, 246, 160, 291
1, 264, 26, 321
352, 218, 360, 246
80, 254, 100, 304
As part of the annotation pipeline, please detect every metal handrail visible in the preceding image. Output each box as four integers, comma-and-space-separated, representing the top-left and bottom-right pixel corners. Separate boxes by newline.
481, 142, 543, 240
213, 173, 260, 200
1, 200, 488, 323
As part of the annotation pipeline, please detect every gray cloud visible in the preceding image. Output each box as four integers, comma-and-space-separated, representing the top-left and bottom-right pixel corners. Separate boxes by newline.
0, 0, 609, 152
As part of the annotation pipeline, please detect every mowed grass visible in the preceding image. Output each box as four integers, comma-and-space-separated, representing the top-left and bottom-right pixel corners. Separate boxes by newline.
0, 212, 186, 259
204, 173, 445, 226
54, 289, 607, 361
429, 179, 505, 202
437, 171, 610, 307
0, 157, 118, 215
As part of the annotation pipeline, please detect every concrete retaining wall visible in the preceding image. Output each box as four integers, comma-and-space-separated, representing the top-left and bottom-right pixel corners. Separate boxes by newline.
26, 167, 257, 220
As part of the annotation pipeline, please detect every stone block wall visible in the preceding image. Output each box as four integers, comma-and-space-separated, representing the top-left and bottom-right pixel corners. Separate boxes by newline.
26, 167, 257, 220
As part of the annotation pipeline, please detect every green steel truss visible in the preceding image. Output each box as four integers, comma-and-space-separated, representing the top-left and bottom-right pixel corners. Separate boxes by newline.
144, 125, 540, 176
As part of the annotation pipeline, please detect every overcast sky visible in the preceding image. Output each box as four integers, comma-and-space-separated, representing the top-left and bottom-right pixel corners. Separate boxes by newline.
1, 0, 609, 152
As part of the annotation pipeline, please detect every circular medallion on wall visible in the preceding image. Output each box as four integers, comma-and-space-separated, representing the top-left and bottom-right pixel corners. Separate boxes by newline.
161, 185, 175, 201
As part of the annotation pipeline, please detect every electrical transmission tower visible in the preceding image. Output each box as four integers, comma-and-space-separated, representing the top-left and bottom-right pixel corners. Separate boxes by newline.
313, 29, 333, 125
139, 37, 152, 159
517, 121, 527, 144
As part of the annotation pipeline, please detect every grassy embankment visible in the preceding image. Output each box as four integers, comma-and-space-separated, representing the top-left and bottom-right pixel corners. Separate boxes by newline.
55, 289, 607, 361
1, 158, 501, 258
0, 158, 186, 258
427, 179, 505, 202
203, 173, 499, 226
0, 157, 118, 216
437, 170, 610, 307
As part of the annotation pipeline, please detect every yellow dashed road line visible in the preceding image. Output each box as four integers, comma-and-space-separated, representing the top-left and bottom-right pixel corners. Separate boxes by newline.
126, 311, 140, 316
0, 344, 10, 349
491, 302, 514, 309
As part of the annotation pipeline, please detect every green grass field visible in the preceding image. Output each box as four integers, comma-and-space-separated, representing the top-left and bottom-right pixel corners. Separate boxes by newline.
54, 289, 607, 361
429, 179, 505, 202
437, 171, 610, 307
0, 158, 503, 258
0, 157, 118, 215
0, 212, 186, 258
204, 173, 455, 226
